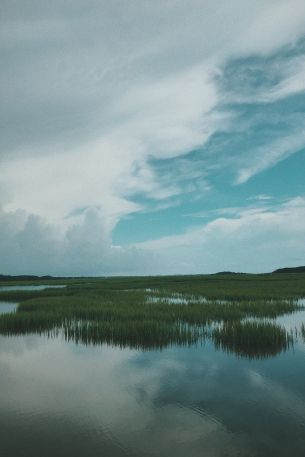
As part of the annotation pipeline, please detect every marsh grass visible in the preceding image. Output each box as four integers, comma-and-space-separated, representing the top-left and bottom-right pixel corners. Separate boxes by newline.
212, 321, 293, 359
62, 320, 207, 350
1, 272, 305, 300
0, 273, 304, 355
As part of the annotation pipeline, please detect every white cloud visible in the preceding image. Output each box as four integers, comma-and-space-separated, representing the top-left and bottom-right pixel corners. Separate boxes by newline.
225, 54, 305, 105
3, 196, 304, 276
136, 197, 305, 274
0, 207, 154, 276
248, 195, 273, 201
259, 58, 305, 102
235, 129, 305, 184
230, 0, 305, 57
1, 1, 305, 273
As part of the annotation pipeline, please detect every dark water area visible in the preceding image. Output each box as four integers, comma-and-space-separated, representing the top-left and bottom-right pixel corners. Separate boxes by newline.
0, 310, 305, 456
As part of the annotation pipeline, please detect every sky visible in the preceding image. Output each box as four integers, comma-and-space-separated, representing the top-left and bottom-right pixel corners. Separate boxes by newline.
1, 0, 305, 276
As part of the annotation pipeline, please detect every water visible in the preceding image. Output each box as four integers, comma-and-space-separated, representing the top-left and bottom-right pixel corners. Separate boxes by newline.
147, 293, 304, 306
0, 310, 305, 456
0, 301, 18, 315
0, 284, 66, 316
0, 284, 66, 291
147, 293, 207, 304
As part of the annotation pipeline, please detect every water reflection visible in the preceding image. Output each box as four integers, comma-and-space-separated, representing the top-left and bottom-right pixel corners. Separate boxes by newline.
0, 333, 305, 456
1, 311, 304, 359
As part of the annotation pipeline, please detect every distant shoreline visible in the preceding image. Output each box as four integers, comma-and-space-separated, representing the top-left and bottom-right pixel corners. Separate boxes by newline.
1, 266, 305, 281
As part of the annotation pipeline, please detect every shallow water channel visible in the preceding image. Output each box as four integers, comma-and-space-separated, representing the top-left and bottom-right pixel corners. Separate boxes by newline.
0, 284, 66, 292
0, 301, 18, 315
0, 292, 305, 456
0, 284, 66, 316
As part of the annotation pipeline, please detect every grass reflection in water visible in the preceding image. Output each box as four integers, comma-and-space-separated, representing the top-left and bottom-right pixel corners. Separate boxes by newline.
212, 321, 293, 359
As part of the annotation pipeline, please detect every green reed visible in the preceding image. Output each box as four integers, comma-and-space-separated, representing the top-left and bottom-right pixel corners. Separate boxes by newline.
0, 273, 304, 355
212, 321, 294, 359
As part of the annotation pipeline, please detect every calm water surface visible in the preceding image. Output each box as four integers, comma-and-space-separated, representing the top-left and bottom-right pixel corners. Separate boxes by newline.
0, 311, 305, 456
0, 301, 18, 315
0, 284, 66, 291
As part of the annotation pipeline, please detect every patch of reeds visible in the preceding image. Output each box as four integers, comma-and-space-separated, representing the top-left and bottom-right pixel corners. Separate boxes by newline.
212, 321, 293, 359
63, 320, 207, 350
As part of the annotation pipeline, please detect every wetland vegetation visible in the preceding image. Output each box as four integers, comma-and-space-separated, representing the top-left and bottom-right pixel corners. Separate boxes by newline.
0, 273, 305, 357
212, 320, 293, 359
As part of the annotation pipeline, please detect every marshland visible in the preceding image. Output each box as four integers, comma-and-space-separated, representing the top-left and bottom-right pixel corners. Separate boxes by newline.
1, 273, 305, 353
1, 272, 305, 456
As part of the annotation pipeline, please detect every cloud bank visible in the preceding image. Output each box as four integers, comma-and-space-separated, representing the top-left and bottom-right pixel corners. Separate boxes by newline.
2, 197, 305, 275
1, 0, 305, 274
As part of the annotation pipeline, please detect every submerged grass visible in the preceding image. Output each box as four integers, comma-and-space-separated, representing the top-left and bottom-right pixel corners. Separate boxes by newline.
0, 273, 304, 355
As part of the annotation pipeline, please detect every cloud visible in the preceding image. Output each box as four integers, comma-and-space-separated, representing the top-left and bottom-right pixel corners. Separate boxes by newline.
0, 334, 251, 456
258, 58, 305, 102
248, 195, 272, 201
3, 197, 304, 276
136, 197, 305, 274
223, 53, 305, 105
0, 207, 154, 276
235, 128, 305, 184
1, 1, 305, 274
229, 0, 305, 57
